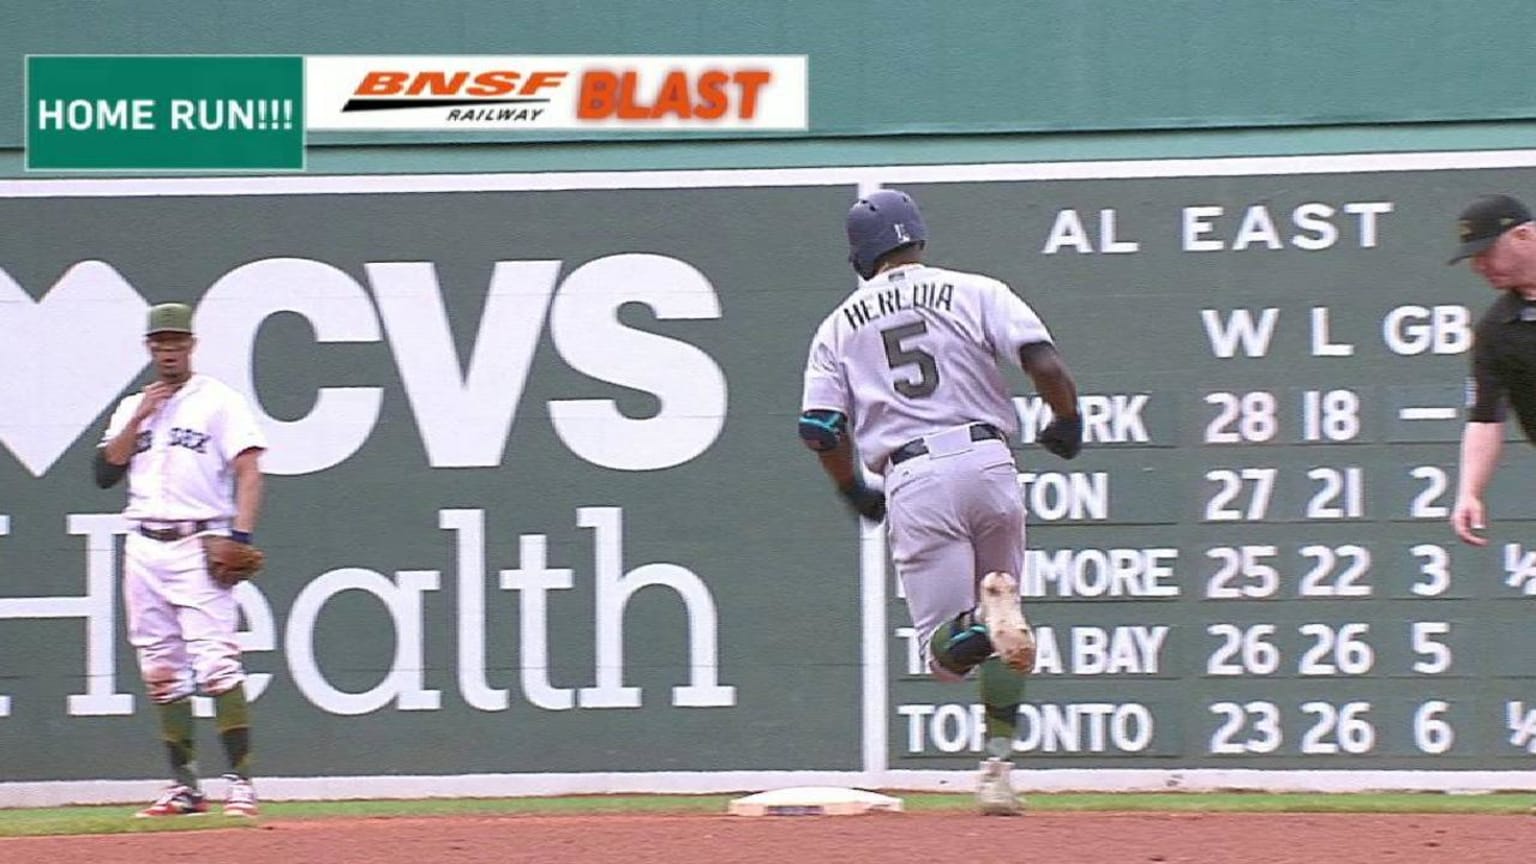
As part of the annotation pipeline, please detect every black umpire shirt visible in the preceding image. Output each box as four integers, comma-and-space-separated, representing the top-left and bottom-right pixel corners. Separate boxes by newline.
1468, 289, 1536, 445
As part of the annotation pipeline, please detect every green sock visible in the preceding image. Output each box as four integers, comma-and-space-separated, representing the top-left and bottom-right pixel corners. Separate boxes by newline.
155, 698, 199, 788
213, 686, 253, 779
978, 656, 1025, 760
929, 612, 994, 677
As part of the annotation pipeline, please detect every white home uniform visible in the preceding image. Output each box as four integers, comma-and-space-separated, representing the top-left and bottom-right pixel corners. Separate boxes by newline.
100, 374, 267, 702
800, 263, 1053, 654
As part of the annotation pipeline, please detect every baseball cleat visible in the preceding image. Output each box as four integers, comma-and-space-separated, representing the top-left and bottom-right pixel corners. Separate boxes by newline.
975, 758, 1024, 816
978, 571, 1035, 674
134, 784, 208, 818
221, 774, 259, 817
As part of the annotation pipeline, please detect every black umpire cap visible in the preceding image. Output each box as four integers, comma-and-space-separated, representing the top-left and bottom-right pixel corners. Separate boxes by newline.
1448, 194, 1533, 264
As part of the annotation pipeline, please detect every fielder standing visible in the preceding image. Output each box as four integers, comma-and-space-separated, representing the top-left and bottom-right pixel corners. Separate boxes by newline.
798, 189, 1082, 814
96, 302, 268, 818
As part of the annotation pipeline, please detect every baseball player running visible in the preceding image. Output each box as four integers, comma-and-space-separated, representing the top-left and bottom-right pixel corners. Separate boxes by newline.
799, 189, 1082, 815
95, 303, 268, 818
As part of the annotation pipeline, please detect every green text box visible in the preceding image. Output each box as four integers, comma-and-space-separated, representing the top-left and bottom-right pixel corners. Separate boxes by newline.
26, 55, 303, 171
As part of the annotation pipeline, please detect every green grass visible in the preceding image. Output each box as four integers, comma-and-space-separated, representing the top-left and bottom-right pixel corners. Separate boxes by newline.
0, 792, 1530, 838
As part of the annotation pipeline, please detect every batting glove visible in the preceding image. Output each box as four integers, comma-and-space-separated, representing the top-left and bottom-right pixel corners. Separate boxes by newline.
1038, 415, 1083, 460
839, 482, 887, 521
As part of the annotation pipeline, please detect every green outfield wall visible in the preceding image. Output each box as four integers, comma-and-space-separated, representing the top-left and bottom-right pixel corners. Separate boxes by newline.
4, 152, 1536, 803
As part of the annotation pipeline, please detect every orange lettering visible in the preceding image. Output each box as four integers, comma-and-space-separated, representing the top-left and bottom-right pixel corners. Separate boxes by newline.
616, 72, 649, 120
469, 71, 521, 96
733, 70, 771, 119
356, 71, 409, 96
693, 70, 729, 119
522, 71, 568, 96
578, 70, 618, 118
652, 70, 694, 119
407, 72, 469, 96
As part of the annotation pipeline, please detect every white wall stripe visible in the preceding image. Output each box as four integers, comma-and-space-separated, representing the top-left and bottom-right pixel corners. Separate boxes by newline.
3, 148, 1536, 198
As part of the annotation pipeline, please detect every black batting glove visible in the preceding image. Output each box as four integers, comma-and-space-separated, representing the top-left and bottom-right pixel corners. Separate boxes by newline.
1038, 414, 1083, 460
838, 482, 887, 521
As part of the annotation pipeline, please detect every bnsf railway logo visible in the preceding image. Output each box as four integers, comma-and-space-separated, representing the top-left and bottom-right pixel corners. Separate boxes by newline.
343, 70, 569, 118
342, 66, 775, 122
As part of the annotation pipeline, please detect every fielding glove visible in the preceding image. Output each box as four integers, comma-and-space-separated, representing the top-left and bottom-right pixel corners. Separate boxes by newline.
202, 536, 265, 587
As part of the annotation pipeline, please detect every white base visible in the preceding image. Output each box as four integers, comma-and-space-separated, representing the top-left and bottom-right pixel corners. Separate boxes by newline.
728, 786, 904, 817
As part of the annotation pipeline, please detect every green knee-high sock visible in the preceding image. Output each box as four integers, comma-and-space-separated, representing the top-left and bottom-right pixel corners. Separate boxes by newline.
978, 656, 1026, 760
155, 698, 199, 788
213, 686, 253, 779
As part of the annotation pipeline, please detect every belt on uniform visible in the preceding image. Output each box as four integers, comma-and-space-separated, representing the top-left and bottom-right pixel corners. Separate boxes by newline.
889, 423, 1005, 466
137, 520, 213, 542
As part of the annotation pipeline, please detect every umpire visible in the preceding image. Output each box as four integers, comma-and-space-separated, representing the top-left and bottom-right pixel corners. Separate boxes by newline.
1447, 194, 1536, 545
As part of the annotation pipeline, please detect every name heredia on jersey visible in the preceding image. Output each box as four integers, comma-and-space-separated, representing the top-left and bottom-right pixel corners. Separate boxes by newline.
841, 281, 954, 330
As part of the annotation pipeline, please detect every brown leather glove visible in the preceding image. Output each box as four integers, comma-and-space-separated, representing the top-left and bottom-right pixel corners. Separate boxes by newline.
202, 536, 265, 587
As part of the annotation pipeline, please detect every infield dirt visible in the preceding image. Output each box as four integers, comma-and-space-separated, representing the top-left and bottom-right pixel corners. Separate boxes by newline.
5, 810, 1535, 863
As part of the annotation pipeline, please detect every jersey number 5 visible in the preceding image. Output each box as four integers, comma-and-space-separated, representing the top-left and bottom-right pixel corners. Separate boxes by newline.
881, 321, 940, 398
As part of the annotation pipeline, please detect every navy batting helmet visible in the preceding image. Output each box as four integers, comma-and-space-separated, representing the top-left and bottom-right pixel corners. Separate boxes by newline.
846, 189, 927, 280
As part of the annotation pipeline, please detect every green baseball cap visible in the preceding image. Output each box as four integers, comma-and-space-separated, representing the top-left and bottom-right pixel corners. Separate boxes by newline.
145, 302, 194, 336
